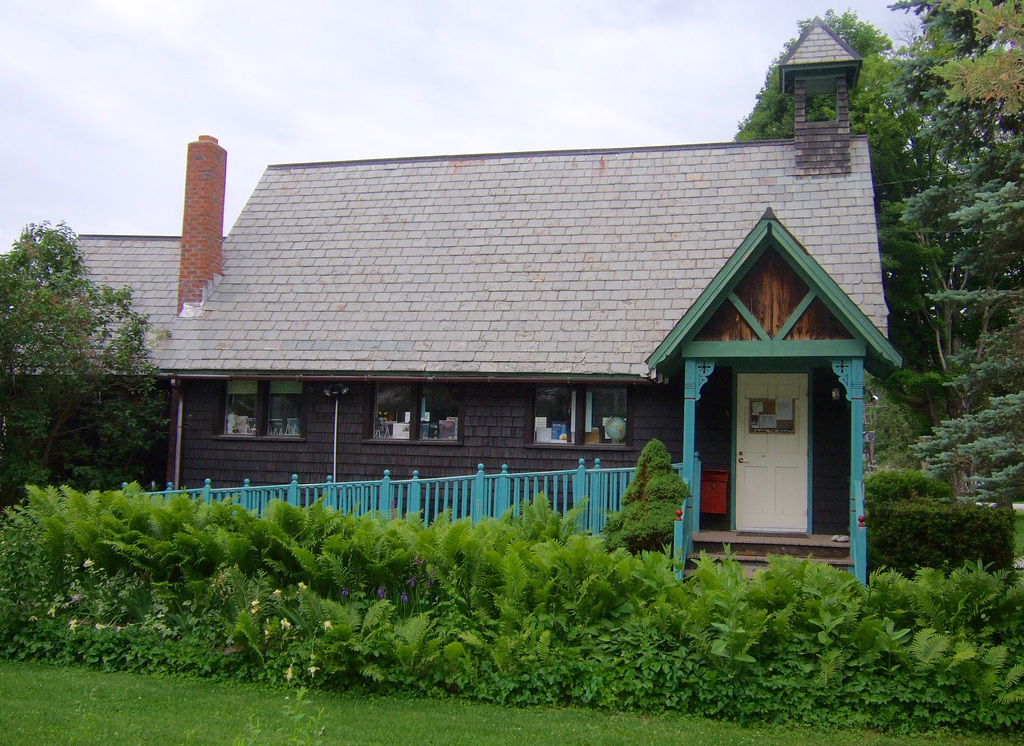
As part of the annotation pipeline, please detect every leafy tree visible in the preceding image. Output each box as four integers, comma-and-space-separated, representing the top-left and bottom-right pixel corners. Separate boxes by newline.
895, 0, 1024, 500
0, 223, 167, 507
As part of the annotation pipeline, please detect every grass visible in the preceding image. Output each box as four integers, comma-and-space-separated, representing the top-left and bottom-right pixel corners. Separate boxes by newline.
1, 661, 1020, 746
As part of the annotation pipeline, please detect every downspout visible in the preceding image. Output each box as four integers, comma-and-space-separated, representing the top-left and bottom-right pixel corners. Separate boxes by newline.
174, 379, 184, 489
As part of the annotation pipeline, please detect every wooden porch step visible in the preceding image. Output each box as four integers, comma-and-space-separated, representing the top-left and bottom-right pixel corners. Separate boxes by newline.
684, 552, 853, 578
690, 531, 854, 561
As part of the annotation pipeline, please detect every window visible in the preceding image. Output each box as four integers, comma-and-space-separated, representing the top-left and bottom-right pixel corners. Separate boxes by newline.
534, 386, 576, 444
533, 385, 628, 445
222, 380, 304, 437
373, 383, 460, 441
224, 380, 257, 435
267, 381, 303, 436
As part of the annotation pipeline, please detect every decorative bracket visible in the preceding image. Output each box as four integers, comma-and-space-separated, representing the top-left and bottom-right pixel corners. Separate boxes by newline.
684, 359, 716, 401
831, 358, 864, 402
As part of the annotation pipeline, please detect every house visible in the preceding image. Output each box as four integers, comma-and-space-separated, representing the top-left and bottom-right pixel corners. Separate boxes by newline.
81, 20, 899, 569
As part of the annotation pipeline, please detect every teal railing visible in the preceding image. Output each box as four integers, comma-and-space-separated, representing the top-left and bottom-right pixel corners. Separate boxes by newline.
143, 459, 690, 539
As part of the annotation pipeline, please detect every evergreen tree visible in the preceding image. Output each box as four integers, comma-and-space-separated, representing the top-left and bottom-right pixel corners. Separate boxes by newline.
899, 0, 1024, 500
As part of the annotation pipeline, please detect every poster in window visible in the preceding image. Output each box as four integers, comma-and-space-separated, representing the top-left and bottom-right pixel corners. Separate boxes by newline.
748, 398, 795, 433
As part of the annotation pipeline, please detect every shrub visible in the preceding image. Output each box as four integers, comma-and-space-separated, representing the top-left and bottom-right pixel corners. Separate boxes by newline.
864, 469, 952, 510
868, 500, 1016, 575
602, 439, 688, 554
864, 469, 1016, 574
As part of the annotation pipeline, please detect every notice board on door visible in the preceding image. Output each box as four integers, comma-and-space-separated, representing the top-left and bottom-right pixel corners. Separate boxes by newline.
748, 398, 795, 434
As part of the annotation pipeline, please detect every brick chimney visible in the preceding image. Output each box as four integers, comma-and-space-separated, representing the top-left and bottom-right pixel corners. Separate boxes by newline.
177, 135, 226, 313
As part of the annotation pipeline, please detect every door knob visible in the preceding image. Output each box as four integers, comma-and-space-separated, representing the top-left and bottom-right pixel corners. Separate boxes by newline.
738, 457, 747, 463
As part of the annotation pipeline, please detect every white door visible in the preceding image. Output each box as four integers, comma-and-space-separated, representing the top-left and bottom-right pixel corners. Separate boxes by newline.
735, 373, 808, 532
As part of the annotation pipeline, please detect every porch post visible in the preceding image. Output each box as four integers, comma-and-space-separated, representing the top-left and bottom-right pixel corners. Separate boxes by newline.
832, 358, 867, 583
679, 359, 714, 562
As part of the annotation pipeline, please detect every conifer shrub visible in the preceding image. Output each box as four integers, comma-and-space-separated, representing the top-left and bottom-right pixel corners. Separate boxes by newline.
602, 439, 688, 554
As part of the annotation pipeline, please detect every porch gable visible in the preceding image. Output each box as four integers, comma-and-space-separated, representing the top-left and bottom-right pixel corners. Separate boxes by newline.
647, 209, 902, 377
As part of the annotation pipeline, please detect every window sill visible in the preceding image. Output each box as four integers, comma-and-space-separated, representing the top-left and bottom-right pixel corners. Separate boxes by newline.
361, 438, 464, 447
216, 434, 307, 442
525, 442, 631, 450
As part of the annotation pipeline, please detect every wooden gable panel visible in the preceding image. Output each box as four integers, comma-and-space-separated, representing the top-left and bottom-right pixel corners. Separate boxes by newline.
696, 302, 760, 341
785, 297, 853, 340
734, 249, 808, 337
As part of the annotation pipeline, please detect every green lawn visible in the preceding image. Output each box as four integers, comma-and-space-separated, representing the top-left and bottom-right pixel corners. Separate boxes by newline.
0, 660, 1018, 746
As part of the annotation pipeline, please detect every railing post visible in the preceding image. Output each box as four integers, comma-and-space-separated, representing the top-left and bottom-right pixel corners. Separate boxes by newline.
496, 464, 510, 517
471, 464, 485, 522
287, 474, 299, 507
242, 478, 251, 512
324, 476, 334, 512
379, 470, 392, 516
408, 471, 422, 517
674, 512, 686, 579
164, 482, 174, 498
587, 458, 602, 534
201, 478, 212, 504
573, 459, 587, 518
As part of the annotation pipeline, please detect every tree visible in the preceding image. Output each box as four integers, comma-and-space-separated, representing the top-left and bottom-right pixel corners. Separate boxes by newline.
737, 11, 941, 436
899, 0, 1024, 501
0, 223, 167, 507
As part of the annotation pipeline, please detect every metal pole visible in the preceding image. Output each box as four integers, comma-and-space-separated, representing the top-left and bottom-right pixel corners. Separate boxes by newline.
332, 396, 339, 482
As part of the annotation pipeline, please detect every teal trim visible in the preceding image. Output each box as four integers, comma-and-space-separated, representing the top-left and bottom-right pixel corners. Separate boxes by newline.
833, 358, 867, 583
647, 220, 771, 369
729, 292, 771, 341
647, 215, 902, 377
682, 359, 698, 490
682, 360, 715, 539
678, 339, 866, 358
727, 359, 815, 375
775, 291, 817, 341
807, 373, 814, 534
730, 369, 738, 531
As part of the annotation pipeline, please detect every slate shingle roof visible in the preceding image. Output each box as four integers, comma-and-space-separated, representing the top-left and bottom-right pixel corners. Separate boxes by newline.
779, 18, 861, 66
83, 137, 886, 379
78, 235, 181, 330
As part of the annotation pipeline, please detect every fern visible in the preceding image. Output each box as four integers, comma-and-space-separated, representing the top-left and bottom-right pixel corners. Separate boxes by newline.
231, 611, 265, 662
910, 628, 950, 668
816, 648, 848, 688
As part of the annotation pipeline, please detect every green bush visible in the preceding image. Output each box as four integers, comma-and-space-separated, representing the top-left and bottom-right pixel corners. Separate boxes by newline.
602, 439, 688, 554
3, 484, 1024, 734
864, 469, 952, 510
864, 469, 1016, 574
868, 500, 1016, 574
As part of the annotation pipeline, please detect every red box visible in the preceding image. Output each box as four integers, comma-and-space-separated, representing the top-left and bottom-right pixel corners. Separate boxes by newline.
700, 470, 729, 514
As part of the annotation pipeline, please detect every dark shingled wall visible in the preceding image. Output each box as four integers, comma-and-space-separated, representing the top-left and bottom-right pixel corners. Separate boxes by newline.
176, 379, 684, 489
811, 367, 851, 534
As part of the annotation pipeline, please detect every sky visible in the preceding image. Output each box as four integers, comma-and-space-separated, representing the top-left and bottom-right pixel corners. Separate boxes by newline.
0, 1, 920, 248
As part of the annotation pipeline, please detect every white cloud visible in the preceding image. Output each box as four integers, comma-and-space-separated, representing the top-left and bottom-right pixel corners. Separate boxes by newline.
0, 0, 918, 246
